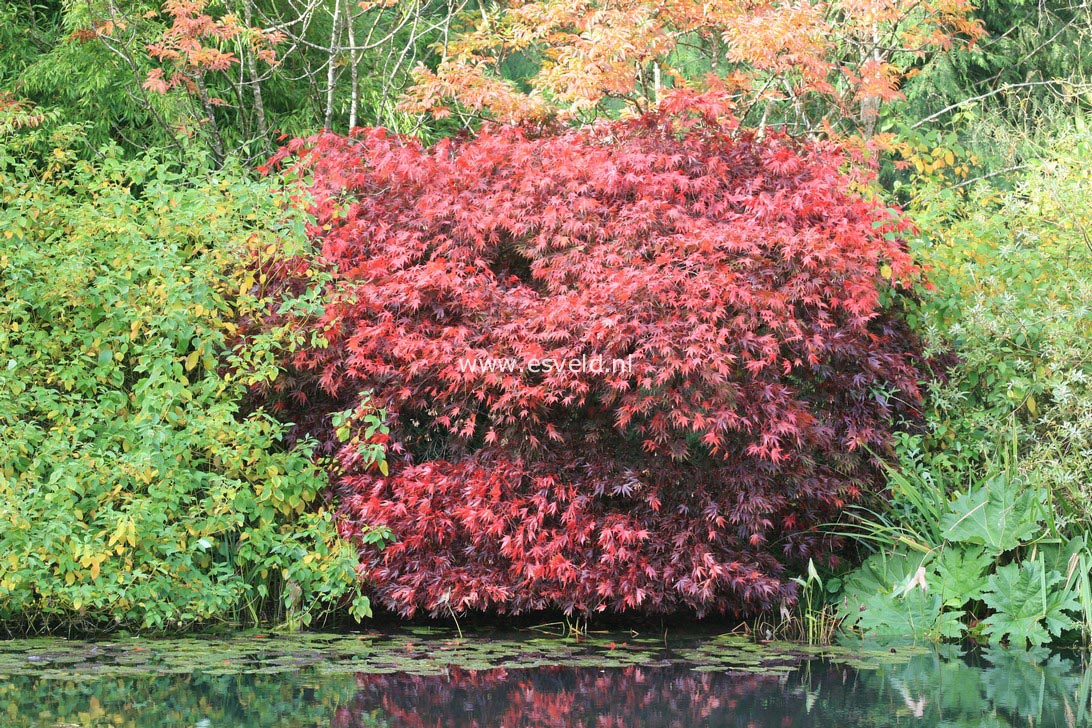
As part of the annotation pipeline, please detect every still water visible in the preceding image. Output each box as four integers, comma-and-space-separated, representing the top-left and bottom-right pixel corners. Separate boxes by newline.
1, 630, 1088, 727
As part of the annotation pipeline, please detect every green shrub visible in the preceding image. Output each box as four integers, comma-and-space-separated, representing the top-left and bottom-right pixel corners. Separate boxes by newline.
904, 133, 1092, 526
836, 133, 1092, 647
0, 141, 379, 633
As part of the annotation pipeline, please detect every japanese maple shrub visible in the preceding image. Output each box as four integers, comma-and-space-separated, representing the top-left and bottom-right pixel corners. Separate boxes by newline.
263, 96, 927, 618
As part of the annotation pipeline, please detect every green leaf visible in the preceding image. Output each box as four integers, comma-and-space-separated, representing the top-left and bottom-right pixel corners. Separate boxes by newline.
0, 146, 371, 632
839, 549, 929, 623
982, 559, 1078, 648
856, 589, 966, 642
940, 474, 1046, 554
839, 548, 967, 641
933, 545, 992, 608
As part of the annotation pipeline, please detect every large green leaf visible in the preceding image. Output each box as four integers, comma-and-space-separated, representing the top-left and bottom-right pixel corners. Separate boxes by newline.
982, 559, 1078, 648
855, 589, 966, 642
933, 545, 992, 608
1036, 535, 1087, 577
840, 549, 965, 641
939, 474, 1046, 553
839, 549, 930, 622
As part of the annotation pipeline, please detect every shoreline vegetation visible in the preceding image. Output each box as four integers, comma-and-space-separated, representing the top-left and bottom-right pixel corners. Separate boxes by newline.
1, 0, 1090, 650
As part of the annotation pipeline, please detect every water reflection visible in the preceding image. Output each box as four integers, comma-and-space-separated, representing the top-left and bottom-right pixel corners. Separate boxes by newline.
337, 650, 1092, 727
2, 642, 1091, 727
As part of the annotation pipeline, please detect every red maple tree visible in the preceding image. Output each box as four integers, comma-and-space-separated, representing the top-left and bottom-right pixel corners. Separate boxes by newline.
258, 93, 926, 618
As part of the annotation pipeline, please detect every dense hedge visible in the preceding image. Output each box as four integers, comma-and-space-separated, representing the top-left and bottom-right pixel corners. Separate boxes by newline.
0, 143, 372, 632
261, 99, 929, 618
905, 134, 1092, 500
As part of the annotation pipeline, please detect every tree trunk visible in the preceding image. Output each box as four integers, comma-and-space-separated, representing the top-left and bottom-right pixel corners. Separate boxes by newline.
346, 0, 360, 129
324, 0, 344, 130
242, 0, 270, 153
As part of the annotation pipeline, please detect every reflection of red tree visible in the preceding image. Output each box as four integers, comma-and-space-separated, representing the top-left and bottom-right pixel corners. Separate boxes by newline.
329, 665, 815, 727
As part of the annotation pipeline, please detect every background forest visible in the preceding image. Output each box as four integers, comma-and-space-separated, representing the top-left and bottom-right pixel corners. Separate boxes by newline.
0, 0, 1090, 645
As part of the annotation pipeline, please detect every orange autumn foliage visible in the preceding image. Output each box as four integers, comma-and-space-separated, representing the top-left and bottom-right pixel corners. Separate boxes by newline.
143, 0, 283, 96
403, 0, 983, 132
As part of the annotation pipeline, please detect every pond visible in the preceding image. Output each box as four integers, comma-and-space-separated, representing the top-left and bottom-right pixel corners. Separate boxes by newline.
1, 628, 1088, 726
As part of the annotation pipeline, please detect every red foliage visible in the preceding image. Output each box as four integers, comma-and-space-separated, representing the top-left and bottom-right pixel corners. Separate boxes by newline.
260, 99, 925, 618
332, 665, 813, 728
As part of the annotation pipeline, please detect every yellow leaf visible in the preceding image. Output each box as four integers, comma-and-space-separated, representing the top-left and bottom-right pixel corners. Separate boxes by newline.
185, 351, 199, 371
